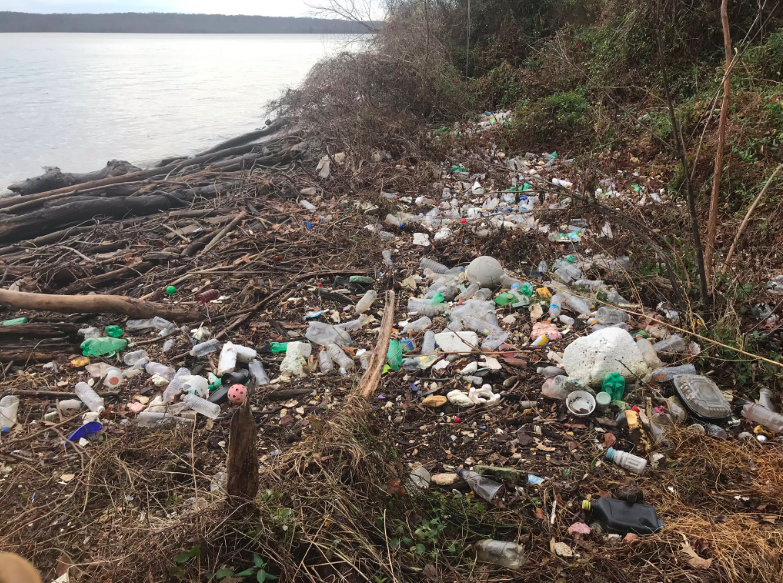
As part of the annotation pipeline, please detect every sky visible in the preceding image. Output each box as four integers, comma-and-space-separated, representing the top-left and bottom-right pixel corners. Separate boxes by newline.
0, 0, 323, 17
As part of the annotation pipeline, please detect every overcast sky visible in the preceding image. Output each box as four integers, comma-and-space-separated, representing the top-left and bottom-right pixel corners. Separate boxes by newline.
0, 0, 324, 17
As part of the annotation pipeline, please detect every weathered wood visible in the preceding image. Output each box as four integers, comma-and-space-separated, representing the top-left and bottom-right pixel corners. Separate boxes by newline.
226, 398, 259, 500
62, 262, 155, 294
8, 160, 141, 195
0, 350, 71, 363
194, 118, 288, 156
0, 289, 201, 321
358, 291, 395, 400
0, 323, 79, 337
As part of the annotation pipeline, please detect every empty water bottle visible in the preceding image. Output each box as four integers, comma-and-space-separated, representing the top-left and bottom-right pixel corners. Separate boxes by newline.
402, 316, 432, 334
318, 350, 334, 374
653, 335, 687, 354
183, 394, 221, 419
421, 331, 436, 354
407, 298, 448, 317
420, 257, 449, 274
191, 339, 221, 357
104, 367, 123, 388
650, 364, 696, 382
382, 250, 393, 267
305, 321, 354, 347
475, 540, 526, 569
356, 290, 378, 314
327, 343, 354, 371
75, 382, 105, 413
456, 283, 480, 301
537, 366, 565, 378
81, 337, 128, 357
548, 294, 564, 318
357, 349, 372, 369
123, 349, 149, 366
145, 362, 175, 379
248, 360, 270, 386
457, 469, 502, 503
595, 306, 629, 325
743, 403, 783, 433
0, 396, 20, 429
565, 294, 592, 315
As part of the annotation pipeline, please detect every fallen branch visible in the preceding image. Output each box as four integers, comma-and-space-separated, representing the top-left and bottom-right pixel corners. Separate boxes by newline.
8, 160, 140, 195
358, 290, 395, 400
0, 289, 201, 321
199, 212, 247, 256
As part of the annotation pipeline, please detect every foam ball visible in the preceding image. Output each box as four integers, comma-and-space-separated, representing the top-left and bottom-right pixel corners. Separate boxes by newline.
466, 256, 503, 287
227, 384, 247, 404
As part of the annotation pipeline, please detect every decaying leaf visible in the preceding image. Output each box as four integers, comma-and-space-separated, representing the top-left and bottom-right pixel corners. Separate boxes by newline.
680, 534, 713, 569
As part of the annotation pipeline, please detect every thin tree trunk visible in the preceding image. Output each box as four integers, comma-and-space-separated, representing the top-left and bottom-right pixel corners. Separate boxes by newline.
705, 0, 733, 284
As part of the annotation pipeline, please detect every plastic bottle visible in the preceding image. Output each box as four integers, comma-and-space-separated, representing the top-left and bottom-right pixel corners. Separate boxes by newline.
460, 375, 483, 386
537, 261, 547, 276
456, 283, 480, 302
565, 294, 592, 315
595, 306, 629, 325
327, 343, 354, 371
318, 350, 334, 374
605, 448, 647, 475
145, 362, 175, 379
248, 360, 270, 386
559, 315, 575, 326
196, 289, 220, 304
379, 230, 397, 241
457, 469, 502, 503
1, 317, 28, 326
742, 403, 783, 433
104, 367, 123, 388
635, 337, 662, 369
123, 349, 149, 366
138, 412, 193, 428
407, 298, 448, 317
649, 364, 697, 382
80, 337, 128, 357
402, 316, 432, 334
382, 250, 393, 267
420, 257, 449, 274
582, 497, 662, 535
541, 376, 570, 400
0, 395, 20, 429
182, 376, 209, 398
191, 339, 221, 357
759, 388, 777, 412
475, 540, 525, 569
305, 321, 354, 347
601, 372, 626, 401
357, 350, 371, 370
162, 368, 193, 402
217, 343, 238, 376
548, 294, 564, 318
537, 366, 565, 378
653, 334, 687, 354
421, 331, 437, 354
75, 382, 105, 413
356, 290, 378, 314
78, 326, 101, 339
183, 394, 221, 419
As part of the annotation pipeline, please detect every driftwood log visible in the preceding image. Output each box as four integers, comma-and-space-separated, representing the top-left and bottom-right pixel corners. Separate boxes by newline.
0, 289, 201, 321
8, 160, 141, 195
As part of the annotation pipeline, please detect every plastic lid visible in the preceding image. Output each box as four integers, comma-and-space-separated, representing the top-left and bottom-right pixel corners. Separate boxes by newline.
582, 500, 591, 511
596, 392, 612, 406
605, 447, 616, 460
673, 374, 731, 420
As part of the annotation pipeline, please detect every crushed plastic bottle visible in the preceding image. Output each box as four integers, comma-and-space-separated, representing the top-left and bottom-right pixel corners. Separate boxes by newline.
145, 361, 175, 379
248, 360, 270, 386
305, 321, 354, 347
327, 343, 354, 371
635, 337, 662, 369
541, 376, 569, 400
594, 306, 629, 325
402, 316, 432, 334
356, 290, 378, 313
742, 403, 783, 433
457, 468, 502, 503
582, 497, 662, 535
475, 540, 526, 569
653, 334, 687, 354
537, 366, 565, 378
0, 395, 20, 429
80, 337, 127, 357
123, 349, 149, 366
190, 339, 221, 357
0, 317, 28, 326
382, 249, 393, 267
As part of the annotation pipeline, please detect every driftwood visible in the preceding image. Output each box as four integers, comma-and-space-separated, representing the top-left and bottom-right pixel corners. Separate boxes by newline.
8, 160, 141, 195
0, 323, 79, 337
194, 118, 288, 156
226, 397, 259, 500
0, 289, 201, 321
358, 291, 395, 400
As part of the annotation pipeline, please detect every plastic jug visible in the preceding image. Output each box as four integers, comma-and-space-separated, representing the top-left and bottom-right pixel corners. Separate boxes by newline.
582, 497, 662, 535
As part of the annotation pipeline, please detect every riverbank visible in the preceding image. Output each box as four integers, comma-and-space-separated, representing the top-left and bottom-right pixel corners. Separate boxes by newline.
0, 108, 782, 582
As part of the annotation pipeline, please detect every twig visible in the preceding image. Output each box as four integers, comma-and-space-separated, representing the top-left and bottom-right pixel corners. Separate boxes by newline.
199, 212, 247, 256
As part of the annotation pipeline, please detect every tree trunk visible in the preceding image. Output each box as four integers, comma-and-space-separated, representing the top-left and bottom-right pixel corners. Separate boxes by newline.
705, 0, 733, 285
7, 160, 141, 195
226, 398, 259, 500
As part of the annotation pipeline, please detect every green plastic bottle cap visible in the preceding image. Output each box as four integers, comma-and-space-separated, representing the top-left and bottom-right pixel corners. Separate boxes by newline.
582, 500, 591, 511
104, 325, 123, 338
165, 286, 176, 295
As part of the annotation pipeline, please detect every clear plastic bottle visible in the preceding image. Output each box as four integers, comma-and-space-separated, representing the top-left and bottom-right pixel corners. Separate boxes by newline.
537, 366, 565, 378
123, 349, 149, 366
743, 403, 783, 433
636, 337, 662, 369
356, 290, 378, 314
559, 315, 575, 326
653, 334, 687, 354
338, 317, 365, 331
190, 339, 220, 357
565, 294, 592, 315
183, 394, 221, 419
145, 362, 175, 379
457, 469, 502, 503
420, 257, 449, 274
548, 294, 564, 318
475, 540, 526, 569
421, 331, 437, 354
402, 316, 432, 334
595, 306, 629, 325
104, 367, 123, 388
650, 364, 696, 382
0, 395, 20, 429
541, 376, 570, 400
138, 412, 194, 427
248, 360, 270, 386
605, 448, 647, 475
78, 326, 101, 339
305, 321, 354, 347
407, 298, 448, 317
382, 250, 393, 267
357, 350, 372, 370
75, 382, 105, 413
326, 343, 354, 371
318, 350, 334, 374
537, 261, 547, 276
456, 283, 480, 301
759, 388, 777, 412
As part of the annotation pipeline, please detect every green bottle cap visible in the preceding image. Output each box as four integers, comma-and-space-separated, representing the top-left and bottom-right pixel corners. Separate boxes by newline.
165, 286, 176, 295
104, 325, 123, 338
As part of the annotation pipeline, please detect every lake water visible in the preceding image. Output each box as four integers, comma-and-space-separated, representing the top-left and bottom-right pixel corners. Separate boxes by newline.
0, 33, 366, 192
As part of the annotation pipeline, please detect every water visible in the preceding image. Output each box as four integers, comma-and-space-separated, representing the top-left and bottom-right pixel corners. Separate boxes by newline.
0, 33, 366, 192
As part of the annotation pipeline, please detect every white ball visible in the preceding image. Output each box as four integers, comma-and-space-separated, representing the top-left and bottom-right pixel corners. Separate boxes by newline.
466, 256, 503, 287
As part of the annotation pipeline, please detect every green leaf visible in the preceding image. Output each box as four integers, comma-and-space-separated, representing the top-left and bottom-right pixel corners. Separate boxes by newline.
261, 572, 277, 582
173, 546, 200, 564
415, 544, 426, 555
253, 554, 265, 569
214, 568, 235, 579
257, 572, 267, 583
170, 566, 186, 577
402, 537, 413, 547
235, 568, 256, 577
389, 538, 400, 550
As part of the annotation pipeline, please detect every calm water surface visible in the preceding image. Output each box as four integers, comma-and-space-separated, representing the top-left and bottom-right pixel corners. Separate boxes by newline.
0, 33, 365, 191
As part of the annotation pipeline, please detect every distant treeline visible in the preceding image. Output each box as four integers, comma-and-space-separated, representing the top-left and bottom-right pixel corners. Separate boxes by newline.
0, 12, 379, 34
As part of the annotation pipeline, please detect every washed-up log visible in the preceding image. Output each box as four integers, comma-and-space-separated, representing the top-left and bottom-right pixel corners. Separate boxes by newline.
2, 182, 141, 215
0, 183, 235, 244
61, 261, 155, 294
0, 323, 79, 337
8, 160, 141, 195
0, 289, 201, 321
0, 349, 73, 363
226, 397, 259, 500
194, 118, 288, 156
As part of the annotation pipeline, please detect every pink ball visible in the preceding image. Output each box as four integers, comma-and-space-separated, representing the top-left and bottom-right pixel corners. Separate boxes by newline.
228, 384, 247, 404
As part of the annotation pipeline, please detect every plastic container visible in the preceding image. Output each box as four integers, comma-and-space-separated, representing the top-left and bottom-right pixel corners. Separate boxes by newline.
190, 339, 221, 357
537, 366, 565, 378
356, 290, 378, 314
605, 448, 647, 475
673, 374, 731, 420
421, 331, 437, 354
0, 395, 20, 429
402, 316, 432, 334
104, 367, 123, 389
183, 394, 221, 419
636, 337, 662, 369
327, 343, 354, 371
566, 390, 596, 417
183, 376, 210, 398
582, 497, 662, 535
650, 364, 697, 383
74, 382, 105, 413
457, 469, 502, 503
80, 337, 128, 357
653, 334, 687, 354
742, 403, 783, 433
541, 376, 570, 400
196, 289, 220, 304
305, 321, 354, 347
319, 350, 334, 374
595, 391, 612, 412
475, 540, 526, 569
123, 349, 149, 366
248, 360, 270, 386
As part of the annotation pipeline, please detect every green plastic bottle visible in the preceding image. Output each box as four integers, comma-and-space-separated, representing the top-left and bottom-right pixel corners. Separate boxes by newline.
602, 372, 626, 401
81, 337, 128, 357
520, 283, 534, 296
0, 317, 28, 326
349, 276, 375, 285
270, 342, 291, 353
104, 325, 123, 338
387, 340, 403, 371
430, 293, 445, 305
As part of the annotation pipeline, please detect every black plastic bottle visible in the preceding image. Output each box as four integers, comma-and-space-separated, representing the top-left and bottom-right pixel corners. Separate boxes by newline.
582, 498, 663, 535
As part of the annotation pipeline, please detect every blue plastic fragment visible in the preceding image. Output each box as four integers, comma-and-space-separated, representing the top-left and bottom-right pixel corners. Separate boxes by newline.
67, 421, 102, 442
